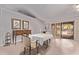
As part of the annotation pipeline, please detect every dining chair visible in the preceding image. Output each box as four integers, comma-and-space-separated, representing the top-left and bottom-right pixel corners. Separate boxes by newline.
30, 40, 39, 54
23, 35, 40, 55
43, 39, 51, 49
23, 35, 31, 55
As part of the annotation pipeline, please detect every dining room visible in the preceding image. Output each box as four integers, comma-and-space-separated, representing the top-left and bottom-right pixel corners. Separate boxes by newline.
1, 4, 79, 55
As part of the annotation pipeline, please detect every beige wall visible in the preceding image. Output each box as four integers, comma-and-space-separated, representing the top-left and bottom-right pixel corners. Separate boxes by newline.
74, 20, 79, 41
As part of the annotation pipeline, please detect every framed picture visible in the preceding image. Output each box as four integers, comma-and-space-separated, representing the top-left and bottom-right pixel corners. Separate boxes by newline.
22, 20, 29, 29
12, 18, 21, 29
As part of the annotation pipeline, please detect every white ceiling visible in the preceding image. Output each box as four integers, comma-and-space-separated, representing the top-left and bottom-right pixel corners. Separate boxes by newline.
0, 4, 79, 22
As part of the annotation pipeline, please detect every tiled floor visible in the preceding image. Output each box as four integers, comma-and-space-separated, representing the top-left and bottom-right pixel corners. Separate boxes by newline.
45, 39, 79, 55
0, 39, 79, 55
0, 42, 24, 55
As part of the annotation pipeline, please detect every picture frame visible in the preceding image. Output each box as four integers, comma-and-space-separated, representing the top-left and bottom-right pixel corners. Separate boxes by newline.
22, 20, 29, 30
12, 18, 21, 29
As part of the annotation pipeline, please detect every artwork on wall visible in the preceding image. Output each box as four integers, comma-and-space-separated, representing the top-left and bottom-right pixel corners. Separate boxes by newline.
22, 20, 29, 30
12, 18, 21, 29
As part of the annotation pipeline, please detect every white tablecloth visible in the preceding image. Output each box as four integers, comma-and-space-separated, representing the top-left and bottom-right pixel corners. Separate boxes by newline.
29, 33, 53, 45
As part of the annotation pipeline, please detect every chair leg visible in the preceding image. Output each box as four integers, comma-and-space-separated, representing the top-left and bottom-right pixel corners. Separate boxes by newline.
24, 47, 26, 54
36, 41, 39, 54
29, 46, 31, 55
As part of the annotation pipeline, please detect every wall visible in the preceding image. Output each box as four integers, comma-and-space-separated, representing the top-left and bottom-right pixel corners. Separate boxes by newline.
74, 19, 79, 41
0, 8, 44, 46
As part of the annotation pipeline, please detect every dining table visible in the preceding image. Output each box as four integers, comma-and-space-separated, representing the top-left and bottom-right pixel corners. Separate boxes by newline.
29, 32, 53, 46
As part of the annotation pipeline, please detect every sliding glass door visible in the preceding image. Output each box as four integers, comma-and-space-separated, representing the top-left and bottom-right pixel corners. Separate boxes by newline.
61, 22, 74, 39
51, 21, 74, 39
51, 24, 56, 38
55, 23, 61, 39
51, 23, 61, 39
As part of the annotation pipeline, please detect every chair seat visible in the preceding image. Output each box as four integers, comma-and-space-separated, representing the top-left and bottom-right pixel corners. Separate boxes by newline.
31, 41, 37, 49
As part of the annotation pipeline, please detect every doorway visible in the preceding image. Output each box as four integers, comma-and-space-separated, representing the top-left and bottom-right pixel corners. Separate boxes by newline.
51, 21, 74, 40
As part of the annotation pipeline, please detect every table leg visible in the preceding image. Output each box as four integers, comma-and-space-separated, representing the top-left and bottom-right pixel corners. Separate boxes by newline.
12, 34, 14, 44
36, 40, 39, 54
29, 46, 31, 55
15, 36, 16, 44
